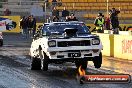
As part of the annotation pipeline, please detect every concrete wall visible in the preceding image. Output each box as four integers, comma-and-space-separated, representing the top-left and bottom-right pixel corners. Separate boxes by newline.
97, 33, 132, 60
97, 33, 111, 56
114, 35, 132, 60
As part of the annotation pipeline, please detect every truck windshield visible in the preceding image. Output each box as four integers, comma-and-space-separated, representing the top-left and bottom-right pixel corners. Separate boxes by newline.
42, 23, 91, 35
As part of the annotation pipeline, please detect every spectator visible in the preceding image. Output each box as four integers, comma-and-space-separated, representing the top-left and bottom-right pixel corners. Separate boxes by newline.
27, 16, 32, 36
4, 9, 11, 16
65, 13, 78, 21
31, 15, 36, 37
109, 8, 120, 34
27, 15, 36, 37
45, 0, 49, 8
105, 16, 110, 30
53, 16, 59, 22
57, 0, 62, 7
20, 16, 28, 38
52, 0, 57, 7
94, 13, 105, 33
62, 7, 69, 21
52, 7, 59, 17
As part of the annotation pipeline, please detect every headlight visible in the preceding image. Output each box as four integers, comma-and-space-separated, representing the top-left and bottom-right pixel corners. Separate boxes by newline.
48, 40, 56, 47
92, 39, 100, 45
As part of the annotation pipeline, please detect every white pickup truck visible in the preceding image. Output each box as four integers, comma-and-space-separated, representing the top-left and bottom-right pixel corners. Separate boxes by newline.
30, 21, 103, 71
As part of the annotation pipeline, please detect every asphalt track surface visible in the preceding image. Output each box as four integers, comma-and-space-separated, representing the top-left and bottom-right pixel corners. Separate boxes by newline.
0, 33, 131, 88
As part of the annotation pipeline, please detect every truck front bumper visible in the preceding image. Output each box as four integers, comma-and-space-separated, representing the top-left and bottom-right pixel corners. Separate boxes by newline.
46, 49, 101, 60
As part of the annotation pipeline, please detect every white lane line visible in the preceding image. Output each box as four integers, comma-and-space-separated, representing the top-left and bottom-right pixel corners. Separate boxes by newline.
3, 45, 15, 47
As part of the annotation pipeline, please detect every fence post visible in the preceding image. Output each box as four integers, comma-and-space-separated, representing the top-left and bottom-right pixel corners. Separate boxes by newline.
109, 34, 114, 57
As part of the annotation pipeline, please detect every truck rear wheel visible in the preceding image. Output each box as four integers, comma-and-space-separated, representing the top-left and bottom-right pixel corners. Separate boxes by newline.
31, 57, 41, 70
93, 52, 102, 68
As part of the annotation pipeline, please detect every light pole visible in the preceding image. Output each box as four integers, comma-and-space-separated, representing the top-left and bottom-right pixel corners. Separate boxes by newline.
107, 0, 109, 17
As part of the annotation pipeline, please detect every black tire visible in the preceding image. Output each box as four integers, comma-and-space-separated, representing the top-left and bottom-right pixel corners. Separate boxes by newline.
93, 52, 102, 68
39, 47, 49, 71
75, 60, 88, 70
41, 53, 49, 71
0, 40, 3, 47
31, 57, 41, 70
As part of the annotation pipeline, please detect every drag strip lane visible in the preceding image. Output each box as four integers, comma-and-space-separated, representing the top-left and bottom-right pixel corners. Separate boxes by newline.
0, 47, 75, 88
0, 46, 132, 88
0, 32, 132, 88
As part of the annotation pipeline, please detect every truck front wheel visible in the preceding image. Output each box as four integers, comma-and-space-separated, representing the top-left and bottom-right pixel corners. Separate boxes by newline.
41, 52, 49, 71
39, 48, 49, 71
31, 57, 41, 70
93, 52, 102, 68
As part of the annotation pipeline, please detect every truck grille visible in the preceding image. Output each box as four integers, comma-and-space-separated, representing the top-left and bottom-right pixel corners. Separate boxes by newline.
57, 40, 90, 47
